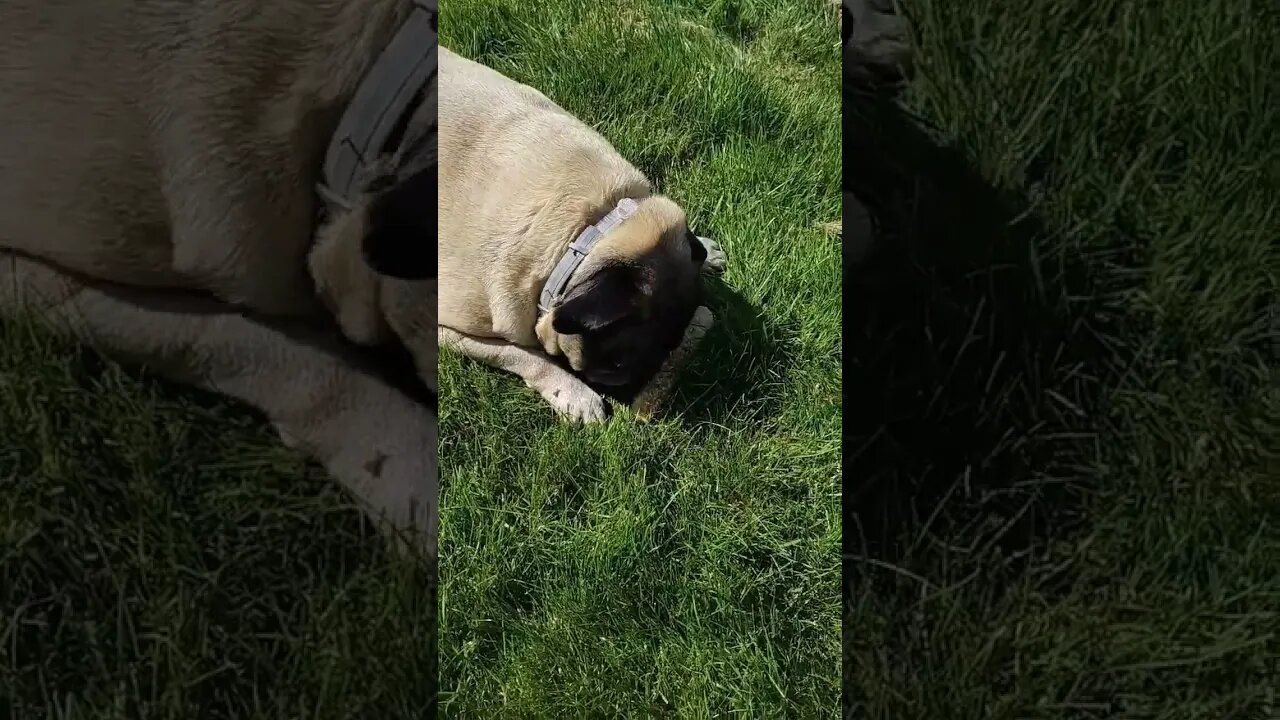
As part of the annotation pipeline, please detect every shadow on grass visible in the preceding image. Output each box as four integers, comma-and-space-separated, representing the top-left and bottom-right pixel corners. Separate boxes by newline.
679, 283, 796, 426
842, 84, 1107, 573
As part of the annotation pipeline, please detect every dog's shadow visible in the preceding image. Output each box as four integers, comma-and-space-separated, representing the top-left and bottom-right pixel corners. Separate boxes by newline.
843, 84, 1108, 569
597, 281, 794, 427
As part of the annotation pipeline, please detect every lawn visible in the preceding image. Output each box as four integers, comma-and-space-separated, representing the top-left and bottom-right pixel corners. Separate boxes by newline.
0, 1, 843, 718
5, 0, 1272, 717
437, 0, 842, 715
845, 0, 1279, 717
0, 318, 436, 718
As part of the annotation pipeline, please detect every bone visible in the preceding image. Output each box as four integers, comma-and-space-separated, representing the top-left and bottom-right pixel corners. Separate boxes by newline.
631, 305, 714, 422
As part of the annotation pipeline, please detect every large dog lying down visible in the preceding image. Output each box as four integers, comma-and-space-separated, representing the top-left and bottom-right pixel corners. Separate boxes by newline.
437, 47, 726, 423
0, 1, 439, 555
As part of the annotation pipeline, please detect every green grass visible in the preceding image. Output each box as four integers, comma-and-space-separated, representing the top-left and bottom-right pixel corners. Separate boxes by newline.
5, 0, 1276, 717
0, 1, 843, 717
437, 0, 842, 715
0, 315, 436, 718
845, 0, 1279, 717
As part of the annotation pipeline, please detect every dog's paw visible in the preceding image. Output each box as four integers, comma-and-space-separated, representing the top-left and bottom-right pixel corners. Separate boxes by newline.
269, 385, 437, 556
697, 236, 727, 274
543, 380, 611, 424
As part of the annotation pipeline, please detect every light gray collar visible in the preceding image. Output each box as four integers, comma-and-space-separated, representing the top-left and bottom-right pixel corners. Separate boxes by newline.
538, 198, 641, 315
317, 1, 437, 211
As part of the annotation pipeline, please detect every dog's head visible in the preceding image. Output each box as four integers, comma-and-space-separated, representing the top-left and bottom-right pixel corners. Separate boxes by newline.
842, 0, 913, 87
537, 195, 706, 388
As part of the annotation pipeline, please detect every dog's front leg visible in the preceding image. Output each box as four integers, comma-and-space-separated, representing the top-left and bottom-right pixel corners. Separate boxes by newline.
439, 326, 610, 423
0, 252, 436, 558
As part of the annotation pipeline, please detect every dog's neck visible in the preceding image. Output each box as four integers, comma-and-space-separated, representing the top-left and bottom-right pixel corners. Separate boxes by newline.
537, 197, 641, 316
316, 1, 437, 212
305, 1, 437, 347
522, 177, 651, 314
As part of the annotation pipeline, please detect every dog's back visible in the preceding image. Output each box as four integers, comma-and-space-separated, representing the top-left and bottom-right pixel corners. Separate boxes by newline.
0, 0, 407, 312
437, 47, 650, 336
0, 0, 172, 282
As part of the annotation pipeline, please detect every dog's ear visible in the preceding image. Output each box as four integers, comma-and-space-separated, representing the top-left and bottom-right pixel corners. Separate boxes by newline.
552, 264, 652, 335
362, 168, 437, 280
686, 229, 707, 265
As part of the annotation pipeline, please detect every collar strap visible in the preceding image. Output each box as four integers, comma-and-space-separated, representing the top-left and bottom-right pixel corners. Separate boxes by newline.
318, 1, 437, 211
538, 197, 641, 315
